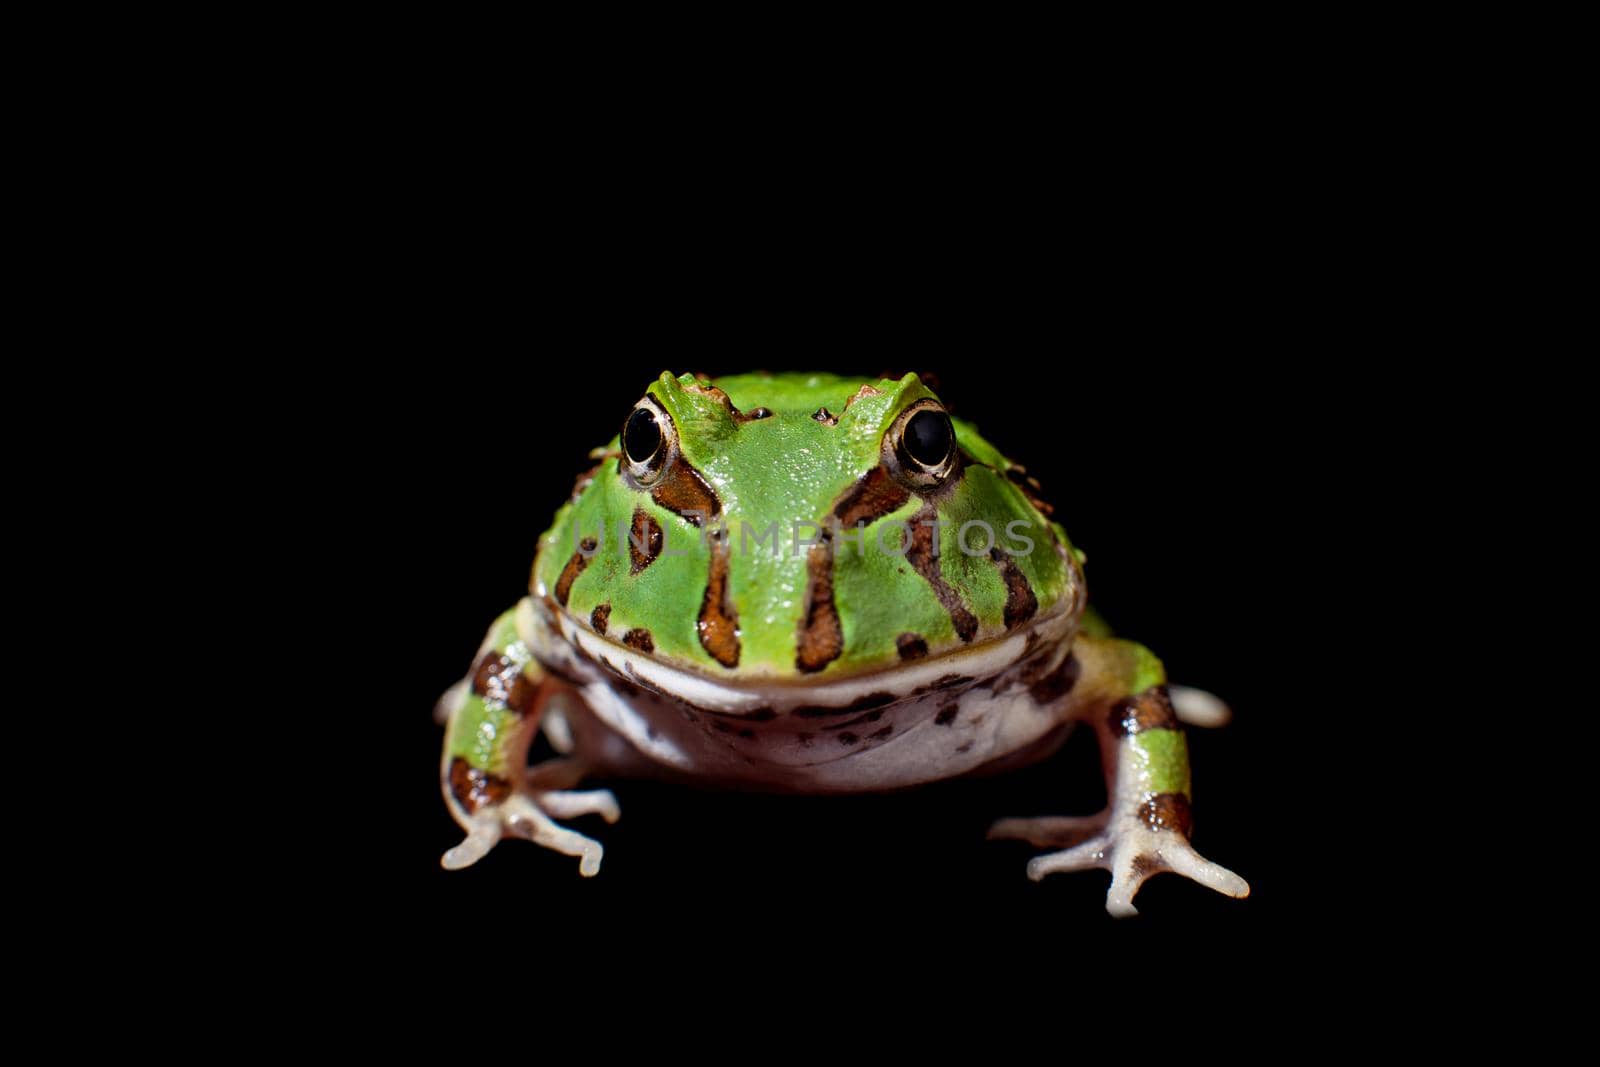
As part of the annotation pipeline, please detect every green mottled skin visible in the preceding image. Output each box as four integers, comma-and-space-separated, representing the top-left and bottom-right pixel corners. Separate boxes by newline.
441, 370, 1248, 915
534, 371, 1077, 677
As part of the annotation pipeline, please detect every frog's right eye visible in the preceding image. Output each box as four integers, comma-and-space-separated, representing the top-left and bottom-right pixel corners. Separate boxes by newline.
621, 397, 676, 486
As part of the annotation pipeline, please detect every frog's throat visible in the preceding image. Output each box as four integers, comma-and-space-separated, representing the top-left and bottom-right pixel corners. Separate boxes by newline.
520, 596, 1082, 717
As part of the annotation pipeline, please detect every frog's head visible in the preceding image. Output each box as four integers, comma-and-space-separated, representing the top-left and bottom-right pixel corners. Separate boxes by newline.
534, 371, 1082, 698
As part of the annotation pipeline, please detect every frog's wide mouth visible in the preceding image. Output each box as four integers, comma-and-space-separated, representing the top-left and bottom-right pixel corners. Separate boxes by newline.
526, 597, 1081, 718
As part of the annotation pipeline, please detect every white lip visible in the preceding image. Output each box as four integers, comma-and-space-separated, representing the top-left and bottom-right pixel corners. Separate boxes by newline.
525, 596, 1081, 717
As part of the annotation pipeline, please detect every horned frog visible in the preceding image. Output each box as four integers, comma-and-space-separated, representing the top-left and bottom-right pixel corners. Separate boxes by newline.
436, 371, 1248, 916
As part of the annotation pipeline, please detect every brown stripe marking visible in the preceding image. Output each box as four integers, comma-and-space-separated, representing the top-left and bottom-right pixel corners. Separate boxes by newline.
934, 703, 959, 726
1108, 687, 1179, 737
834, 464, 911, 529
990, 547, 1038, 630
472, 651, 538, 716
908, 503, 979, 642
629, 507, 664, 574
554, 538, 596, 605
698, 531, 740, 668
796, 535, 843, 673
648, 460, 720, 527
590, 603, 611, 634
797, 467, 914, 673
623, 629, 655, 653
896, 633, 928, 660
448, 757, 510, 813
1140, 792, 1193, 836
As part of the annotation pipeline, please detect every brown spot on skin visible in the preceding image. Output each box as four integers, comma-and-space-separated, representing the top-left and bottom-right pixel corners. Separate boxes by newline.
1108, 687, 1180, 737
628, 508, 664, 574
907, 503, 979, 642
1141, 793, 1194, 836
553, 539, 596, 605
448, 757, 510, 813
842, 383, 882, 411
955, 741, 973, 753
837, 732, 860, 745
813, 407, 838, 426
623, 629, 655, 653
934, 704, 959, 726
869, 725, 893, 740
990, 547, 1038, 630
745, 707, 777, 722
648, 461, 720, 526
471, 652, 538, 716
1030, 653, 1081, 705
797, 732, 814, 746
796, 536, 843, 673
590, 603, 611, 634
737, 728, 757, 740
896, 634, 928, 660
698, 534, 741, 668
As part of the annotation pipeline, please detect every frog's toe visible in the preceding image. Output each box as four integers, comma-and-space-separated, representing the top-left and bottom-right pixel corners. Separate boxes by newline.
988, 813, 1107, 848
1024, 836, 1114, 881
440, 787, 616, 876
537, 788, 621, 824
441, 812, 503, 871
1163, 844, 1250, 899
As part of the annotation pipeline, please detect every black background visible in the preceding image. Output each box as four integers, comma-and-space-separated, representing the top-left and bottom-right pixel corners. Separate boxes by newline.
272, 134, 1387, 997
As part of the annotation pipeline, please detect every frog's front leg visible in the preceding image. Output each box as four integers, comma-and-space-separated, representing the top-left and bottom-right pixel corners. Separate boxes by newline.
438, 605, 619, 874
988, 636, 1248, 917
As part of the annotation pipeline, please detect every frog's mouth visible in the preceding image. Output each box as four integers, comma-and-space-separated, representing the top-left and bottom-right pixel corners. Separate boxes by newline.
526, 595, 1082, 719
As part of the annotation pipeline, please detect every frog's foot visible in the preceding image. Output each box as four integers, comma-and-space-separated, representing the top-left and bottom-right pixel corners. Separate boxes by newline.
1016, 813, 1248, 917
441, 776, 621, 875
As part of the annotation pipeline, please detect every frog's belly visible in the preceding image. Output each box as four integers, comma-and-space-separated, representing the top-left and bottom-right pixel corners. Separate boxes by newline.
525, 600, 1083, 793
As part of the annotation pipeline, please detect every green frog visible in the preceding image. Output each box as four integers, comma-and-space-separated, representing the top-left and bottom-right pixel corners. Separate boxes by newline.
436, 371, 1247, 916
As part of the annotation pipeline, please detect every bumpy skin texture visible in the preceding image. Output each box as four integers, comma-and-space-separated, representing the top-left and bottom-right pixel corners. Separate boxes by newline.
438, 371, 1248, 916
534, 372, 1075, 676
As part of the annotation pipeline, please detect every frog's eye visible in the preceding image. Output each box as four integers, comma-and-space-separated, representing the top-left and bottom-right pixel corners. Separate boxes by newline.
621, 397, 676, 486
885, 399, 957, 490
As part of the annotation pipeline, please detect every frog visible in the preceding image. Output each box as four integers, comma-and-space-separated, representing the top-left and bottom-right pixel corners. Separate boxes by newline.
436, 371, 1248, 916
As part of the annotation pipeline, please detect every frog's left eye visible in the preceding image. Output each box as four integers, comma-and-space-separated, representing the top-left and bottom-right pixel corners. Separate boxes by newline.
621, 397, 676, 486
885, 399, 957, 490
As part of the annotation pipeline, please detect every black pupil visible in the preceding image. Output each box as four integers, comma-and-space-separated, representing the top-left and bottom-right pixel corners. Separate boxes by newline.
625, 408, 662, 464
904, 409, 951, 467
